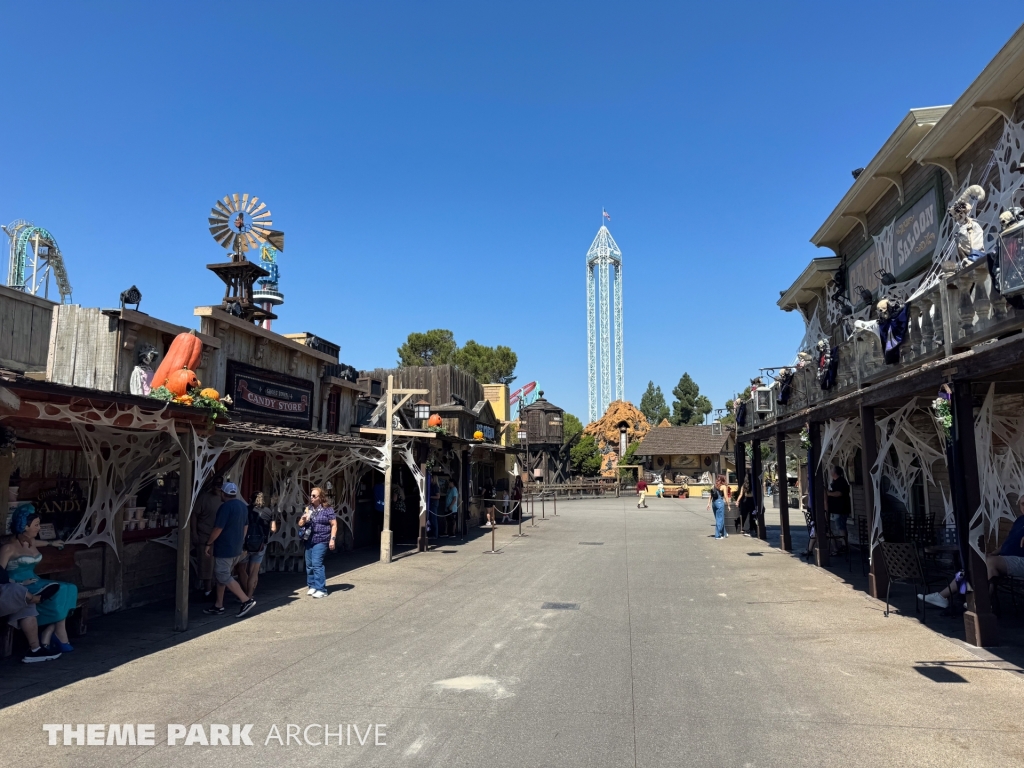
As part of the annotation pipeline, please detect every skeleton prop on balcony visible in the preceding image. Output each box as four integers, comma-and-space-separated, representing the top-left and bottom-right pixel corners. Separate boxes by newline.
129, 344, 159, 397
949, 185, 987, 264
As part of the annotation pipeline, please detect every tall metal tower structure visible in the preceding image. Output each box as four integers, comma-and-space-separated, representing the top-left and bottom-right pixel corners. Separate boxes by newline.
586, 224, 623, 423
2, 220, 73, 303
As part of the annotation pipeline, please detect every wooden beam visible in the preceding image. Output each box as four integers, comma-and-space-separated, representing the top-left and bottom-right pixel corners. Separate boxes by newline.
860, 406, 887, 599
174, 429, 194, 632
809, 421, 829, 567
359, 427, 436, 439
952, 381, 999, 646
776, 430, 792, 552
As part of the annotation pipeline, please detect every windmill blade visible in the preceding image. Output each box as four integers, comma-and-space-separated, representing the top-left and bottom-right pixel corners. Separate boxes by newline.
232, 193, 241, 211
249, 202, 267, 217
240, 193, 250, 212
208, 217, 228, 227
210, 225, 231, 241
252, 209, 272, 221
246, 196, 260, 213
216, 230, 235, 248
214, 200, 232, 217
266, 230, 284, 251
222, 195, 234, 211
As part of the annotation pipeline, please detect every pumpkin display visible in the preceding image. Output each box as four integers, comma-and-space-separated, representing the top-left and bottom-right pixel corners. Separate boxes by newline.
199, 388, 220, 401
151, 331, 203, 391
473, 430, 484, 441
428, 414, 443, 428
165, 368, 200, 397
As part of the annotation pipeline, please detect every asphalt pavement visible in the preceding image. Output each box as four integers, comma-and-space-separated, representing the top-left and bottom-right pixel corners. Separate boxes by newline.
2, 495, 1022, 767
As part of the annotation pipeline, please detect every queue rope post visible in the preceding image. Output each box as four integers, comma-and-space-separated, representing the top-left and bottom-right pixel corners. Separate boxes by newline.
483, 512, 501, 554
541, 493, 546, 519
513, 499, 528, 538
553, 491, 557, 516
530, 493, 535, 527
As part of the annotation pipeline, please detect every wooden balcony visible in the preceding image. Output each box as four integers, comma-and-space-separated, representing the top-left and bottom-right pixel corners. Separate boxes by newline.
742, 258, 1024, 434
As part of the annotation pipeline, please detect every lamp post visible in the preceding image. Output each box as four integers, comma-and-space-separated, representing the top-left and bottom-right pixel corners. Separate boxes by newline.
515, 423, 529, 536
380, 375, 429, 564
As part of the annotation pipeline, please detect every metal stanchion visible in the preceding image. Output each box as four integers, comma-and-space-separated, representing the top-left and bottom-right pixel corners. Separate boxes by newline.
513, 498, 528, 537
541, 494, 546, 519
530, 494, 535, 527
484, 517, 500, 554
553, 492, 557, 516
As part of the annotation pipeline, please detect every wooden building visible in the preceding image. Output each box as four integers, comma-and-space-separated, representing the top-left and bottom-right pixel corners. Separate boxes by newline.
633, 424, 736, 483
734, 26, 1024, 647
520, 392, 569, 484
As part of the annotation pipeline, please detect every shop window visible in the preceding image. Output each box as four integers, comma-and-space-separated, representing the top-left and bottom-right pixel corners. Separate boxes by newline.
327, 391, 340, 434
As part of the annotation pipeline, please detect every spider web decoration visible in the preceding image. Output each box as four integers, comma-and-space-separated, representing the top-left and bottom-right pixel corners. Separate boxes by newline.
18, 399, 183, 443
184, 428, 226, 527
398, 443, 427, 520
66, 423, 179, 553
976, 117, 1024, 255
972, 385, 1024, 557
796, 300, 827, 360
868, 400, 946, 559
818, 418, 861, 472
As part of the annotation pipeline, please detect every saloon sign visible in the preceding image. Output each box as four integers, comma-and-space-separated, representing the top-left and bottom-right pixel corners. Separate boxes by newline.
225, 361, 314, 429
893, 188, 939, 279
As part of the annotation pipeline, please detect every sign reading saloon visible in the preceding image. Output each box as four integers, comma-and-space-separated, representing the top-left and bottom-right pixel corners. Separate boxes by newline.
225, 361, 314, 429
893, 187, 939, 279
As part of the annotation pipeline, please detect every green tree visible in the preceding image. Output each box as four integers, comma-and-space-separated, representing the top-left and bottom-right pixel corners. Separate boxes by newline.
562, 412, 584, 444
397, 329, 458, 366
671, 373, 712, 425
453, 340, 518, 385
570, 434, 604, 477
618, 440, 642, 478
639, 381, 670, 425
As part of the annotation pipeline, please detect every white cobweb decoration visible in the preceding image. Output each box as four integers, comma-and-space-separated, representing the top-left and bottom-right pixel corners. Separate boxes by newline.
868, 400, 946, 559
398, 443, 427, 521
796, 299, 827, 359
818, 418, 861, 471
66, 423, 179, 554
976, 116, 1024, 255
972, 385, 1024, 558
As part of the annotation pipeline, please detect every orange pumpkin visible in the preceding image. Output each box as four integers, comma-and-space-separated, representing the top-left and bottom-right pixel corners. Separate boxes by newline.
199, 388, 220, 401
428, 414, 442, 427
152, 331, 203, 391
165, 368, 200, 397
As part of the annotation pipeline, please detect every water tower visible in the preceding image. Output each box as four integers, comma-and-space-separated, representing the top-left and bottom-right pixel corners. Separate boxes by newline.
252, 243, 284, 330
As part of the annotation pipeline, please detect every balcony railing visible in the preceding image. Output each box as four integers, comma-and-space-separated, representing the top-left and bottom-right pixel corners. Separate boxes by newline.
743, 258, 1020, 432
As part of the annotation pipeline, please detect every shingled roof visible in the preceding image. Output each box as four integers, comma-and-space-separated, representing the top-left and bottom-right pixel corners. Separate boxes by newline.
634, 425, 733, 456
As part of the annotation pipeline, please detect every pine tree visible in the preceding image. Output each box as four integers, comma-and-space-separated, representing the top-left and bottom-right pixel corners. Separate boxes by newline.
639, 381, 670, 425
671, 373, 712, 425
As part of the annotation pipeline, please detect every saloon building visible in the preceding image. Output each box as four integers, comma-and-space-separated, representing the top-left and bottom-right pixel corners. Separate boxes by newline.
733, 26, 1024, 647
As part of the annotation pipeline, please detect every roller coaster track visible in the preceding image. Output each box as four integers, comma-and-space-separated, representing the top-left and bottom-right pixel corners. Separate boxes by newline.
2, 220, 73, 303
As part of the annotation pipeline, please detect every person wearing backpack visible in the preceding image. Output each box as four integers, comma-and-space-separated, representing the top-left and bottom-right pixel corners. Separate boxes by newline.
238, 492, 277, 598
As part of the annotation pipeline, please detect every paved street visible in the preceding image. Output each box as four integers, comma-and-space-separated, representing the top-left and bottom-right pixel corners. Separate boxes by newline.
3, 496, 1023, 767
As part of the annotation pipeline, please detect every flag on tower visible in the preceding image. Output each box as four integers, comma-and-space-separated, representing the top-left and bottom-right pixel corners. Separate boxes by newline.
602, 209, 611, 221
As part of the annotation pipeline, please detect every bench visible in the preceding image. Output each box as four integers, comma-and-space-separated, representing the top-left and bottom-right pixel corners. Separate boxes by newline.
2, 543, 106, 657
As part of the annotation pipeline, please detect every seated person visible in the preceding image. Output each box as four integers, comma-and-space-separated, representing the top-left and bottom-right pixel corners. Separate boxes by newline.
921, 495, 1024, 609
0, 505, 78, 653
0, 570, 62, 663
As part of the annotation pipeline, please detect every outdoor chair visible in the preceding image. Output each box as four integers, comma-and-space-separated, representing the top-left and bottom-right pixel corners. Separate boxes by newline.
879, 541, 938, 624
847, 515, 870, 576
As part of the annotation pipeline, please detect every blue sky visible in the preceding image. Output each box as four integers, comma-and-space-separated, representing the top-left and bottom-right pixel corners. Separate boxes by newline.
1, 2, 1021, 421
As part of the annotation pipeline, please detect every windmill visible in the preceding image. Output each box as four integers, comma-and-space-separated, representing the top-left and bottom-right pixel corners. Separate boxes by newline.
206, 193, 285, 325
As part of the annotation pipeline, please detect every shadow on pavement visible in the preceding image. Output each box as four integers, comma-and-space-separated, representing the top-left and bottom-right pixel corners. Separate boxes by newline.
0, 547, 383, 709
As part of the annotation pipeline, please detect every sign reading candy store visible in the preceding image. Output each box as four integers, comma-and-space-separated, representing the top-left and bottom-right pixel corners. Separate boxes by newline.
225, 361, 314, 429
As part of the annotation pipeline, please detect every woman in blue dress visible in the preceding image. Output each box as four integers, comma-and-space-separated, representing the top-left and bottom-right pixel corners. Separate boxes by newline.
0, 505, 78, 652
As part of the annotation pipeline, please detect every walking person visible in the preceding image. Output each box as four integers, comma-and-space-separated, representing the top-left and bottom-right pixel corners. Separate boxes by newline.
444, 480, 459, 537
482, 483, 496, 528
191, 476, 223, 599
202, 482, 256, 617
826, 465, 851, 553
636, 477, 649, 508
707, 475, 730, 539
297, 487, 337, 598
736, 478, 757, 537
240, 492, 278, 598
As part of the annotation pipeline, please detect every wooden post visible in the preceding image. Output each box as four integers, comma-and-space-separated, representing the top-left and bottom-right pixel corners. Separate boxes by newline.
752, 438, 767, 540
952, 381, 999, 646
417, 460, 428, 552
860, 406, 887, 599
809, 421, 829, 567
776, 430, 792, 552
381, 375, 395, 564
175, 429, 194, 632
735, 440, 746, 488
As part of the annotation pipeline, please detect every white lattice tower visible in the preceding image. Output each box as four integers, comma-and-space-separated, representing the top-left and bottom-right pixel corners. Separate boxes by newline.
586, 225, 623, 421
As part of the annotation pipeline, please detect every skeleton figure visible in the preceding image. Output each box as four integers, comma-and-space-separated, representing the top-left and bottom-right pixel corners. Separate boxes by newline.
950, 185, 987, 264
129, 344, 160, 396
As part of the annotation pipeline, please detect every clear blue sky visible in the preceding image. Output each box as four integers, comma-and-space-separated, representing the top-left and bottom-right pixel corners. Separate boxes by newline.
1, 2, 1020, 421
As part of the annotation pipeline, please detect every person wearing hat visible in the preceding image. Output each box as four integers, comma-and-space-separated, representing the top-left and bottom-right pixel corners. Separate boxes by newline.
202, 482, 256, 617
